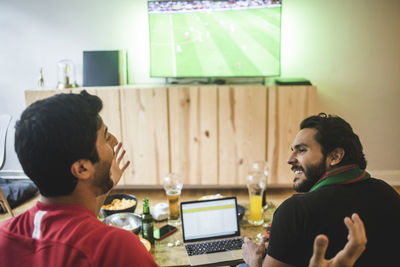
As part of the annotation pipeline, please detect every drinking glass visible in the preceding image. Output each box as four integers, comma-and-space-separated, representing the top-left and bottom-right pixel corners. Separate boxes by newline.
251, 161, 269, 210
246, 164, 267, 226
162, 173, 183, 226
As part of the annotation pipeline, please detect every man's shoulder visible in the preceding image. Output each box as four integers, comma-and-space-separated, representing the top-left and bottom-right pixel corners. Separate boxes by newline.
275, 188, 340, 217
273, 193, 311, 220
89, 223, 157, 266
0, 205, 38, 234
279, 192, 312, 208
65, 214, 132, 241
99, 223, 139, 240
347, 177, 400, 200
85, 220, 143, 248
369, 177, 399, 189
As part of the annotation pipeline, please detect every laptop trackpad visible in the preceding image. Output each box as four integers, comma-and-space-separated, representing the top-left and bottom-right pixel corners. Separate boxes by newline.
207, 251, 234, 262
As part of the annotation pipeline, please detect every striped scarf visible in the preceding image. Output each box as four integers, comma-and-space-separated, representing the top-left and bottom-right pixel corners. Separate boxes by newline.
309, 164, 370, 192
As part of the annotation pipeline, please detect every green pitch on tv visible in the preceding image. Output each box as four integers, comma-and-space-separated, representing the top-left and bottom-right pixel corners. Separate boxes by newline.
148, 0, 282, 78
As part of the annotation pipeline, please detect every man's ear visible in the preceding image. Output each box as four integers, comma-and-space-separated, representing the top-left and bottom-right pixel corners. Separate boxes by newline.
328, 147, 345, 167
70, 159, 93, 180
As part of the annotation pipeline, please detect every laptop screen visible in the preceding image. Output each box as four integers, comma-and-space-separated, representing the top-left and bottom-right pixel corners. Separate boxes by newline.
180, 197, 240, 242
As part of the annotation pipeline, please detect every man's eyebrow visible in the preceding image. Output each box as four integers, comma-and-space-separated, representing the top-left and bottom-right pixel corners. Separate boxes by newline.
291, 143, 308, 151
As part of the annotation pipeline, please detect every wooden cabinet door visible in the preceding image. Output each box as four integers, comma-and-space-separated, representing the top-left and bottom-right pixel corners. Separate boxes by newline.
120, 88, 170, 185
267, 86, 317, 185
168, 86, 218, 185
219, 85, 267, 185
25, 90, 71, 106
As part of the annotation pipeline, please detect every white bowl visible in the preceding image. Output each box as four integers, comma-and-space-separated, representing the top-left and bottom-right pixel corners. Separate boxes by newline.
103, 212, 142, 234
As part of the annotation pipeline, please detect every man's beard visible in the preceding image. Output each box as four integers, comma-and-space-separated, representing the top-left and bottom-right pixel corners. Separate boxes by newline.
294, 156, 327, 192
93, 160, 114, 195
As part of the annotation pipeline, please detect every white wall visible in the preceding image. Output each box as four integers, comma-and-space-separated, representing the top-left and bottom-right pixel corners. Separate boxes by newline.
1, 0, 399, 181
281, 0, 400, 182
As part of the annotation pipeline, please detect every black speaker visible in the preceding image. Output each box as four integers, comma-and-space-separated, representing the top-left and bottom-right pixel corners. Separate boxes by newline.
83, 50, 126, 86
275, 78, 312, 86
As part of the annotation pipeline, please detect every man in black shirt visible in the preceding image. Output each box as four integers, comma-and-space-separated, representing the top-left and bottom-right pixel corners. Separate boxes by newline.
242, 113, 400, 267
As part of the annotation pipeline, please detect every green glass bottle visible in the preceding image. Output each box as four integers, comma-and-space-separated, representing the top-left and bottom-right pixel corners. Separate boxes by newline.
142, 198, 154, 244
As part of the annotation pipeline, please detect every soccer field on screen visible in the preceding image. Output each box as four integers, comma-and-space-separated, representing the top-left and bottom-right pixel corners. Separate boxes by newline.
149, 7, 281, 77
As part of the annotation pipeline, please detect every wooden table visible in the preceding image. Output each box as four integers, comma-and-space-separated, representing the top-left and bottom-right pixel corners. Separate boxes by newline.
151, 202, 276, 267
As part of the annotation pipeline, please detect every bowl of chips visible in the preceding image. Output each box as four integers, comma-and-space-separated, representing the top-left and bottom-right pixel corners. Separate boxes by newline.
101, 194, 137, 217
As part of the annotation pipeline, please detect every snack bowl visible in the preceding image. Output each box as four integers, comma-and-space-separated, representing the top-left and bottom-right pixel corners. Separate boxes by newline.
103, 212, 142, 235
101, 194, 137, 217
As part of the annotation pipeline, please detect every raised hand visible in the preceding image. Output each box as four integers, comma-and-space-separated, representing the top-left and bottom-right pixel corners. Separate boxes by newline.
110, 142, 130, 188
309, 213, 367, 267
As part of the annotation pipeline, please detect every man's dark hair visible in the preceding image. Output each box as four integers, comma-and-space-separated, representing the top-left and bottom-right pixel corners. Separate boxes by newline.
15, 90, 103, 197
300, 113, 367, 169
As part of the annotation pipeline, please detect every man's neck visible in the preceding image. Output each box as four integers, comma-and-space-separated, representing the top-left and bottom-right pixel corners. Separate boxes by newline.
39, 183, 98, 215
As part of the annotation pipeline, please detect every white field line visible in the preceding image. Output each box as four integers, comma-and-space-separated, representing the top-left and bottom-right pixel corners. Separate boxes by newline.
169, 15, 177, 77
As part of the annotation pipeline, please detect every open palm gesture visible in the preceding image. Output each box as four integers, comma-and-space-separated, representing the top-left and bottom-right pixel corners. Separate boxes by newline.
309, 213, 367, 267
110, 142, 130, 187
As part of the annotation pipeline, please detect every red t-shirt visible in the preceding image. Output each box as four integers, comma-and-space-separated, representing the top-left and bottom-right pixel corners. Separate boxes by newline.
0, 202, 159, 267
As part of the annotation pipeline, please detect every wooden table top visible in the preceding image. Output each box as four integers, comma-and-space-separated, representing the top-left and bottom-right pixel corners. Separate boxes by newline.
151, 202, 276, 267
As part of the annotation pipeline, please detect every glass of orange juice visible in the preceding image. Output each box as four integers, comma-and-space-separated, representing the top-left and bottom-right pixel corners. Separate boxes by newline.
162, 173, 183, 226
251, 161, 269, 210
246, 168, 267, 225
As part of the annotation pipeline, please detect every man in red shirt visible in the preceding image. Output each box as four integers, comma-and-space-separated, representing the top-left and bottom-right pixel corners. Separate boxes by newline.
0, 91, 158, 266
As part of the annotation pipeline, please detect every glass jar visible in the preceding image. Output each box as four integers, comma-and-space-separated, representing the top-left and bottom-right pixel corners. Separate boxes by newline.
56, 59, 77, 89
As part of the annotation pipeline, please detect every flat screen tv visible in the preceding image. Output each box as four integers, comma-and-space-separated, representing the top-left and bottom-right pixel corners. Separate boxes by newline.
148, 0, 282, 78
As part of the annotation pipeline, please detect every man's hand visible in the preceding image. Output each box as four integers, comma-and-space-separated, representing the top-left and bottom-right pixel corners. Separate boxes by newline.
242, 236, 268, 267
309, 213, 367, 267
95, 142, 130, 215
110, 142, 130, 188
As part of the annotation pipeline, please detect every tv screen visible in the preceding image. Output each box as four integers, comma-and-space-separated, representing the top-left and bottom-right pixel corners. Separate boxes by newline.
148, 0, 282, 78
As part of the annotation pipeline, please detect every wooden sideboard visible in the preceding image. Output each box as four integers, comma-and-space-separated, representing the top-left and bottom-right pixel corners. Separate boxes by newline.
25, 85, 317, 187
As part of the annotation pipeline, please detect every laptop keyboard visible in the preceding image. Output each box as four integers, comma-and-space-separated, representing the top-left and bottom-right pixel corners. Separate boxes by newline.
185, 238, 244, 256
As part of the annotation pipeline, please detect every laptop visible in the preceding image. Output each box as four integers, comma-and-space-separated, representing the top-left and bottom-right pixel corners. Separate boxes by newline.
180, 197, 243, 266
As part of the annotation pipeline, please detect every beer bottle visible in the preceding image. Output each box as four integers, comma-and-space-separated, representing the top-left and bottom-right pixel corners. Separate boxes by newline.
142, 198, 154, 244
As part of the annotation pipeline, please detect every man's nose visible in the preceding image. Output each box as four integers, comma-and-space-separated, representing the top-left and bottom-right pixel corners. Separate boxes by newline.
109, 133, 118, 148
287, 151, 296, 165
